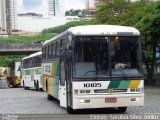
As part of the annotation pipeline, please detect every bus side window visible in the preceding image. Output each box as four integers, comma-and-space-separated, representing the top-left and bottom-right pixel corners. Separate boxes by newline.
55, 42, 57, 58
45, 47, 47, 60
57, 40, 61, 58
48, 45, 50, 60
51, 43, 53, 59
42, 48, 44, 61
50, 44, 52, 59
52, 43, 56, 59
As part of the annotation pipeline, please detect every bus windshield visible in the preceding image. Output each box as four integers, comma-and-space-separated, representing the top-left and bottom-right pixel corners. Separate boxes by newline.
73, 37, 109, 78
73, 36, 142, 79
111, 36, 142, 78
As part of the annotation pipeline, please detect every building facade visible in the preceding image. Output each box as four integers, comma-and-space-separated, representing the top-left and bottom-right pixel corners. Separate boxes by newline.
0, 0, 7, 32
0, 0, 18, 33
42, 0, 65, 17
17, 16, 80, 32
85, 0, 96, 9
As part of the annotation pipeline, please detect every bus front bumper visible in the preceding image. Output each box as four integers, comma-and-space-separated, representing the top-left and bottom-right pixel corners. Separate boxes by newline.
72, 93, 144, 109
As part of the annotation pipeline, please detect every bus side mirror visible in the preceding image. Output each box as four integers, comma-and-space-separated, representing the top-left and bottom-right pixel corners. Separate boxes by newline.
65, 48, 72, 60
67, 45, 72, 49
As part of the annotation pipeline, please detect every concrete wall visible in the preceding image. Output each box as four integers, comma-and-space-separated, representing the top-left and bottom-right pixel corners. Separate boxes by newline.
17, 16, 80, 32
17, 16, 67, 32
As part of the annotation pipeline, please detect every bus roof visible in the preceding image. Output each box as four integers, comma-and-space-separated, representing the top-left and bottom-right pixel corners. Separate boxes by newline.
43, 25, 140, 46
68, 25, 140, 35
22, 51, 42, 60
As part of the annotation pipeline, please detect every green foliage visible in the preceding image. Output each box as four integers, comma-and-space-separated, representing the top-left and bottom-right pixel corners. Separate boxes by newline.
0, 55, 25, 67
65, 9, 84, 16
94, 0, 160, 55
42, 21, 92, 34
0, 34, 55, 43
93, 0, 133, 24
65, 9, 95, 17
93, 0, 160, 82
0, 34, 55, 67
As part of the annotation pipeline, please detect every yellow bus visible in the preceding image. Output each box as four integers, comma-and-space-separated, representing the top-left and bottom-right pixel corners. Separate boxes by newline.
0, 67, 7, 80
6, 61, 21, 87
41, 25, 144, 113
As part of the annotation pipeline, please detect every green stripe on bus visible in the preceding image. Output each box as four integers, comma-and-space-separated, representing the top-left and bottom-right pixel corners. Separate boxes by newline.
118, 80, 130, 88
35, 68, 41, 74
23, 69, 30, 75
108, 80, 121, 88
53, 77, 59, 99
54, 62, 60, 76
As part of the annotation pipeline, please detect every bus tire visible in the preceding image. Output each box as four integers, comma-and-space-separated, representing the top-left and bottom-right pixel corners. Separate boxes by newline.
23, 80, 25, 87
46, 80, 48, 92
34, 80, 36, 89
23, 81, 27, 90
118, 107, 127, 113
67, 107, 74, 114
36, 80, 39, 91
47, 94, 53, 100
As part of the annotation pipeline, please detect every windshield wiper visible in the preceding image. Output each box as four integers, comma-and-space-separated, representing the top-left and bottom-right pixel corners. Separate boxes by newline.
84, 70, 105, 76
114, 68, 128, 80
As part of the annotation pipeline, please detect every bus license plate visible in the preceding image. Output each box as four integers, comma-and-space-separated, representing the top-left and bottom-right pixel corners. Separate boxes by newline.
105, 98, 117, 103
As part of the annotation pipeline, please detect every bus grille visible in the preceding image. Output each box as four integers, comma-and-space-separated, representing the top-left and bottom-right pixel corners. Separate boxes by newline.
94, 89, 127, 93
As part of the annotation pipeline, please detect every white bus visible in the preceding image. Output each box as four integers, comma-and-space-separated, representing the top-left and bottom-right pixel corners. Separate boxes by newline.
41, 25, 144, 113
21, 52, 42, 91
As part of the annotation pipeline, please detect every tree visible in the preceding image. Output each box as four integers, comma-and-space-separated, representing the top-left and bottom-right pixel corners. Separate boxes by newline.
93, 0, 160, 84
65, 9, 83, 16
42, 21, 92, 34
93, 0, 133, 24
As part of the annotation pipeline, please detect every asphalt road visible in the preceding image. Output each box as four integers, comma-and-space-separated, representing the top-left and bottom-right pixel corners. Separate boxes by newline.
0, 87, 160, 120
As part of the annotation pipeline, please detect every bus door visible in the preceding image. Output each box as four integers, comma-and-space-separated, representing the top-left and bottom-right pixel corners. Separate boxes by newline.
66, 53, 72, 108
59, 47, 72, 108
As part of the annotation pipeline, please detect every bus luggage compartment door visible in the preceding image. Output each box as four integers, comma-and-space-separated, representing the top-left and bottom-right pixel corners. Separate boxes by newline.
59, 62, 67, 108
59, 83, 67, 108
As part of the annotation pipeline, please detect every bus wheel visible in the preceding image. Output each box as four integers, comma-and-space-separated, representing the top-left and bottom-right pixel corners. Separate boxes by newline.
36, 80, 39, 91
67, 107, 74, 114
46, 80, 48, 92
118, 107, 127, 113
47, 94, 53, 100
23, 81, 26, 90
23, 80, 25, 88
23, 81, 29, 90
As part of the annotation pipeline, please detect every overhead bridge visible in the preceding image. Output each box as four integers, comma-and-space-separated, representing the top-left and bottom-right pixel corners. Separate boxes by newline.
0, 43, 42, 55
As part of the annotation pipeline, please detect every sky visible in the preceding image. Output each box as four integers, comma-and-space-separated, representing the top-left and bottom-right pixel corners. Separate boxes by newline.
23, 0, 85, 13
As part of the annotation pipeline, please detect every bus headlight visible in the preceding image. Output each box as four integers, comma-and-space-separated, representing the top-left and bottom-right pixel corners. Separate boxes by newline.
74, 89, 91, 94
130, 88, 143, 92
131, 97, 140, 101
74, 89, 78, 94
80, 99, 90, 103
136, 88, 141, 92
80, 90, 91, 94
